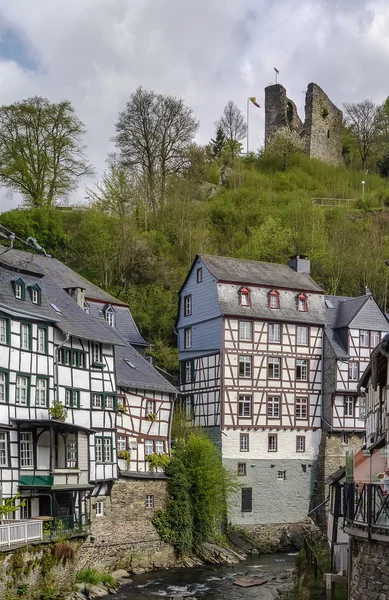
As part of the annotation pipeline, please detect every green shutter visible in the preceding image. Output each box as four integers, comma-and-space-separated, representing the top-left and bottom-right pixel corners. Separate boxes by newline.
191, 359, 195, 383
180, 361, 185, 385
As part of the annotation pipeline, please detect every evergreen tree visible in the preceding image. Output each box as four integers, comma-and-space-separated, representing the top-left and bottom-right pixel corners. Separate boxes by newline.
210, 126, 226, 158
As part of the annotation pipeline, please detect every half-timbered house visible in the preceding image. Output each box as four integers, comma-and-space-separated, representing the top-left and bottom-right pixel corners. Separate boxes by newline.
177, 254, 326, 525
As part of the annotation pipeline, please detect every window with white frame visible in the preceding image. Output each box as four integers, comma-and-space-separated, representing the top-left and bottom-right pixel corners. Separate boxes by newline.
65, 389, 80, 408
371, 331, 380, 347
240, 434, 249, 452
267, 396, 280, 418
35, 378, 47, 407
20, 432, 33, 467
16, 376, 29, 405
297, 326, 309, 345
0, 372, 6, 404
155, 440, 164, 455
145, 439, 154, 456
105, 395, 115, 409
196, 267, 202, 283
360, 330, 369, 347
344, 395, 355, 417
277, 471, 286, 480
184, 295, 192, 316
67, 436, 77, 468
95, 437, 103, 462
268, 434, 277, 452
105, 310, 115, 327
239, 355, 252, 378
0, 432, 8, 466
117, 435, 127, 452
349, 362, 359, 381
297, 295, 307, 312
0, 318, 7, 344
269, 291, 279, 309
20, 324, 30, 350
95, 501, 104, 516
95, 437, 112, 462
31, 289, 39, 304
37, 328, 46, 353
240, 288, 250, 306
20, 499, 31, 520
268, 357, 281, 379
296, 436, 305, 452
92, 394, 102, 408
268, 323, 281, 343
91, 342, 102, 363
238, 395, 252, 417
296, 397, 308, 419
15, 283, 23, 299
239, 321, 253, 341
296, 359, 308, 381
238, 463, 246, 476
146, 495, 154, 509
185, 396, 194, 420
83, 301, 90, 315
185, 360, 192, 384
184, 327, 192, 349
146, 400, 155, 415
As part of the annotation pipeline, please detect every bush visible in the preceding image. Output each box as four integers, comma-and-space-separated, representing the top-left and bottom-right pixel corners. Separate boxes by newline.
75, 568, 114, 586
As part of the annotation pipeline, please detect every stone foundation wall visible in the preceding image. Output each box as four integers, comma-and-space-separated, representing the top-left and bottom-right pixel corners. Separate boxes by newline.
238, 518, 322, 553
350, 535, 389, 600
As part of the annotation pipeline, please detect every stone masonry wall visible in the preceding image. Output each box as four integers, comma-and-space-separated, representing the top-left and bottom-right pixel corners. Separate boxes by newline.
264, 84, 303, 146
350, 536, 389, 600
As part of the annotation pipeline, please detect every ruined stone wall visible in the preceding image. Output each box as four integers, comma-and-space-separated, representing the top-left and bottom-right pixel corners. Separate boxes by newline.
264, 84, 303, 146
349, 536, 389, 600
304, 83, 343, 165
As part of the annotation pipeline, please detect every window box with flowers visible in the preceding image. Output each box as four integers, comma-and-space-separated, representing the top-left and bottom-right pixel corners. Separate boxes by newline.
118, 449, 131, 470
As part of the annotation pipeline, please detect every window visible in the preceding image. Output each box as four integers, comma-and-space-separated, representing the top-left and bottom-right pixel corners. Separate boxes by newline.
20, 499, 31, 520
59, 348, 86, 368
238, 463, 246, 476
145, 439, 154, 456
185, 395, 194, 420
240, 434, 249, 452
83, 301, 90, 314
371, 331, 380, 347
360, 330, 369, 347
92, 394, 102, 408
267, 396, 280, 418
105, 310, 115, 327
296, 398, 308, 419
146, 495, 154, 509
0, 318, 9, 345
239, 356, 252, 378
297, 326, 309, 345
95, 437, 112, 462
184, 295, 192, 316
184, 328, 192, 349
241, 488, 252, 512
268, 434, 277, 452
65, 389, 80, 408
297, 294, 307, 312
296, 436, 305, 452
349, 362, 359, 381
277, 471, 286, 480
95, 501, 104, 516
268, 357, 281, 379
296, 359, 308, 381
91, 343, 102, 364
344, 395, 355, 417
14, 281, 24, 300
16, 375, 29, 406
146, 400, 154, 415
268, 323, 281, 343
0, 432, 8, 466
240, 287, 251, 307
66, 436, 77, 468
197, 267, 203, 283
341, 432, 349, 445
37, 328, 47, 354
117, 435, 127, 452
269, 290, 280, 309
105, 395, 115, 410
0, 372, 7, 404
239, 321, 253, 341
155, 440, 164, 455
35, 378, 48, 407
238, 395, 252, 417
20, 432, 33, 467
20, 324, 31, 351
185, 361, 192, 384
31, 289, 40, 305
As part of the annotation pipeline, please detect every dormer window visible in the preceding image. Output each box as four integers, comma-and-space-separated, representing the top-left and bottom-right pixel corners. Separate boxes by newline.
269, 290, 280, 309
83, 301, 90, 315
240, 287, 251, 307
105, 306, 115, 327
29, 284, 41, 305
297, 293, 308, 312
13, 279, 25, 301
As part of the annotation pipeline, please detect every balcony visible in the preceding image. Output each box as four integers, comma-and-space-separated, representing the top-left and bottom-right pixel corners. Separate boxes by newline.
0, 520, 42, 548
344, 483, 389, 537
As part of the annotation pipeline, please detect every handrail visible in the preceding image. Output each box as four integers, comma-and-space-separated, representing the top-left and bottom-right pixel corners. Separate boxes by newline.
304, 536, 324, 580
344, 483, 389, 531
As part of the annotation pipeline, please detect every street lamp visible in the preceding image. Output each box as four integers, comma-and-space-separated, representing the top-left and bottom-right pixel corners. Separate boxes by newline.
361, 181, 365, 199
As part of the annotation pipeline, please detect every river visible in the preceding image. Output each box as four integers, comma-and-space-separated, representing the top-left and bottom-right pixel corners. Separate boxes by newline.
111, 553, 297, 600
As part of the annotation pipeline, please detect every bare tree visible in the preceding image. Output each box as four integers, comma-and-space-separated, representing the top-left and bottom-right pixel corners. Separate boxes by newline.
215, 101, 247, 159
0, 96, 93, 207
343, 100, 381, 171
114, 87, 199, 213
266, 126, 306, 170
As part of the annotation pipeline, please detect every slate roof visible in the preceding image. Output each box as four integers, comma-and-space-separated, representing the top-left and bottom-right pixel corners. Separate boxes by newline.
115, 344, 176, 394
87, 302, 147, 348
199, 254, 324, 293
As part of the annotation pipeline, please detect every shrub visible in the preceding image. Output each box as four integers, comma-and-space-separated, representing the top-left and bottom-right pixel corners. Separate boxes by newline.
75, 568, 114, 586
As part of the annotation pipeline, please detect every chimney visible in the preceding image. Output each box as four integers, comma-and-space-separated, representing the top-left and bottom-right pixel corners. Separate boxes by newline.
363, 286, 372, 296
288, 254, 310, 275
65, 287, 86, 308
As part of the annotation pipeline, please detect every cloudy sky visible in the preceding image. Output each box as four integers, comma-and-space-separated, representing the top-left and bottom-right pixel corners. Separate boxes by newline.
0, 0, 388, 209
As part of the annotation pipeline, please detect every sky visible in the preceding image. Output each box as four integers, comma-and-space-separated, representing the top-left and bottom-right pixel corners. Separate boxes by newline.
0, 0, 389, 209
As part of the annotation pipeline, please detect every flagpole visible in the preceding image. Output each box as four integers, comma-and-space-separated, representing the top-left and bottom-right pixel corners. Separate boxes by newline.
247, 97, 249, 154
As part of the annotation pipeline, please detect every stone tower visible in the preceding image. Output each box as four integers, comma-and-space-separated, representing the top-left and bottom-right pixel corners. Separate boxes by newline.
264, 82, 343, 165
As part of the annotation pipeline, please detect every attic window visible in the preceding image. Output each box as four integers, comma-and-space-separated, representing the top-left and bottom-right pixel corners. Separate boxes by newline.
325, 298, 335, 308
105, 306, 115, 328
83, 301, 90, 315
269, 290, 280, 309
29, 284, 41, 306
197, 267, 203, 283
13, 279, 25, 301
297, 293, 308, 312
50, 303, 62, 314
124, 359, 136, 369
240, 287, 251, 307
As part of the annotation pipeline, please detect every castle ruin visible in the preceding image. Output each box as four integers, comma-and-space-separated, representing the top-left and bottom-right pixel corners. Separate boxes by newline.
264, 83, 343, 165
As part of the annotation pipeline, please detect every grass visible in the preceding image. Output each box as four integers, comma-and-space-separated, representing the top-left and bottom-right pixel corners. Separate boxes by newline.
75, 568, 115, 587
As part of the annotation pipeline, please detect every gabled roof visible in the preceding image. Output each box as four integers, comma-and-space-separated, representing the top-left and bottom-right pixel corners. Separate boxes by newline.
199, 254, 324, 293
115, 344, 177, 395
327, 466, 345, 485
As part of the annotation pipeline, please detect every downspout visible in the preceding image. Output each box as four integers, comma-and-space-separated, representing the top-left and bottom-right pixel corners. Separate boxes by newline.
168, 393, 177, 456
54, 334, 70, 403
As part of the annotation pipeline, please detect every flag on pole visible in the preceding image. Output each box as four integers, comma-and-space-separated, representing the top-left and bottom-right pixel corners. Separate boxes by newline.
249, 97, 260, 109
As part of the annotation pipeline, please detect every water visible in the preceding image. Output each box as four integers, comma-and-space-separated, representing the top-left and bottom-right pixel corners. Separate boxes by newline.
111, 553, 297, 600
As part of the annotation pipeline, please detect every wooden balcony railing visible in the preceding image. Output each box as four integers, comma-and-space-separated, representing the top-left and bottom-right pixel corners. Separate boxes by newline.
344, 483, 389, 531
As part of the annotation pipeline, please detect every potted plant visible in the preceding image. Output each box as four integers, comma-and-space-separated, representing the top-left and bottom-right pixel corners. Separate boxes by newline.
147, 413, 157, 423
48, 400, 68, 422
117, 403, 126, 414
118, 450, 131, 470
